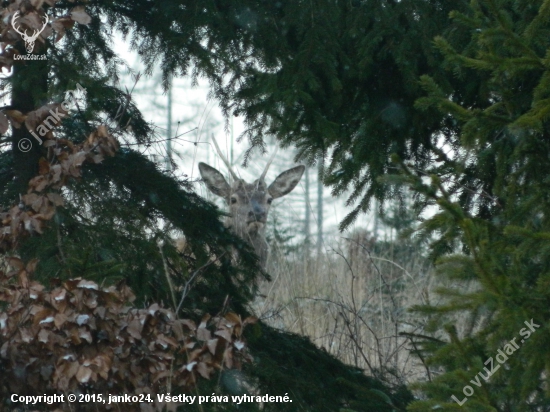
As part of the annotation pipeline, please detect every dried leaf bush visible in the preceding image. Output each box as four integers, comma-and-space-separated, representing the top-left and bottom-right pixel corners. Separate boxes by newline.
0, 102, 253, 411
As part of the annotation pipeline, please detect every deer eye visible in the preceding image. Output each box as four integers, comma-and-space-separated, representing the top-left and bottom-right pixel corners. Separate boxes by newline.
230, 197, 238, 204
267, 197, 273, 204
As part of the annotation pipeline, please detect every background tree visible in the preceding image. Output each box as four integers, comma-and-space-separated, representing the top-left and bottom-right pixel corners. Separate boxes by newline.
401, 0, 550, 409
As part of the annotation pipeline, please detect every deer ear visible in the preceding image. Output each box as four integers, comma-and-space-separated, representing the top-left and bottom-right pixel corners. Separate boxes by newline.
268, 165, 305, 199
199, 162, 231, 197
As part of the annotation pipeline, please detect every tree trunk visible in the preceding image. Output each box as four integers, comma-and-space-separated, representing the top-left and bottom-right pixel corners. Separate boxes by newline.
165, 76, 172, 171
11, 43, 48, 194
316, 162, 323, 256
304, 166, 310, 242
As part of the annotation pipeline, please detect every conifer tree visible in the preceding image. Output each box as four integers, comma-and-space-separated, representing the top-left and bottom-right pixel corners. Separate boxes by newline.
0, 0, 412, 410
397, 0, 550, 409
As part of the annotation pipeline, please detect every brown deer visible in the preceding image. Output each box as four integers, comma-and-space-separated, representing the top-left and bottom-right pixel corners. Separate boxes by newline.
199, 138, 305, 270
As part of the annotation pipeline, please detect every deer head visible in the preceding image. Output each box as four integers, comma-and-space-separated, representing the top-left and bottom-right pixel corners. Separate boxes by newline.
199, 138, 305, 269
11, 11, 49, 54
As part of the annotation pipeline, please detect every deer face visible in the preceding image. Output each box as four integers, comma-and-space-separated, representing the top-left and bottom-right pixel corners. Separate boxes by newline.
229, 179, 271, 236
198, 163, 305, 237
198, 162, 304, 268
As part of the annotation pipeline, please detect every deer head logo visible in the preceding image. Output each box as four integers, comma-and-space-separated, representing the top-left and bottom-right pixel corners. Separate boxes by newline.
11, 11, 49, 54
199, 138, 305, 269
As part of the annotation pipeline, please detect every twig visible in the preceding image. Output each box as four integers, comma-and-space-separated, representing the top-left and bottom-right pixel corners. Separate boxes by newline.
175, 252, 226, 315
158, 243, 177, 310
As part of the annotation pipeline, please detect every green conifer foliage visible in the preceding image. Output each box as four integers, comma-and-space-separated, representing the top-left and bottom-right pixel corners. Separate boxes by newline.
103, 0, 471, 228
399, 0, 550, 409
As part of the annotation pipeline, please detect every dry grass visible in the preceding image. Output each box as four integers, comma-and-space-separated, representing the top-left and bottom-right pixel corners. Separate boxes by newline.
250, 228, 437, 386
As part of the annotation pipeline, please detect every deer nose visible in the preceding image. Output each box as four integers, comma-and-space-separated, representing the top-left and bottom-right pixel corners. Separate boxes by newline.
249, 210, 266, 221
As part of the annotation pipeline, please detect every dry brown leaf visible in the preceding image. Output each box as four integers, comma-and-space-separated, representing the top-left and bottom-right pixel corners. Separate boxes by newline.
156, 334, 178, 349
25, 104, 64, 131
214, 328, 232, 342
28, 175, 49, 192
19, 328, 33, 343
33, 196, 47, 213
152, 370, 171, 383
46, 192, 64, 207
4, 110, 25, 128
38, 328, 49, 343
51, 16, 74, 42
197, 326, 211, 341
69, 327, 81, 345
29, 216, 44, 234
6, 257, 24, 271
76, 365, 92, 383
223, 347, 234, 369
207, 338, 219, 355
179, 319, 197, 331
78, 327, 93, 343
198, 314, 211, 329
53, 313, 67, 329
76, 279, 98, 290
38, 158, 50, 175
243, 316, 258, 326
70, 6, 91, 25
224, 312, 241, 326
172, 320, 184, 341
51, 287, 67, 302
28, 275, 43, 289
33, 308, 54, 327
31, 0, 45, 8
197, 361, 211, 379
127, 318, 142, 340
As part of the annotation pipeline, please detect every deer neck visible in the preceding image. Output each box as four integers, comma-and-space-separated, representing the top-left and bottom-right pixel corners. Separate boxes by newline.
226, 218, 268, 269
